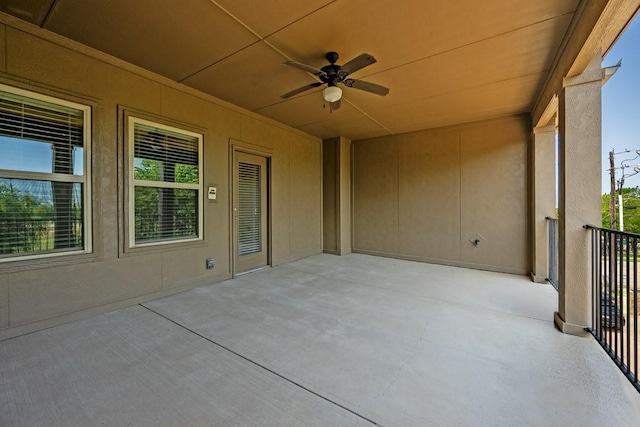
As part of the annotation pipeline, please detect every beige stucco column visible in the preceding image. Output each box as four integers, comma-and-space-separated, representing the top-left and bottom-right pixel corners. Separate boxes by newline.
322, 137, 352, 255
531, 124, 557, 283
554, 53, 603, 335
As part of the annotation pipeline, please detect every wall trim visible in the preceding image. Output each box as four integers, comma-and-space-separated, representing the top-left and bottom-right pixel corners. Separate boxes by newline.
0, 272, 232, 341
352, 249, 528, 276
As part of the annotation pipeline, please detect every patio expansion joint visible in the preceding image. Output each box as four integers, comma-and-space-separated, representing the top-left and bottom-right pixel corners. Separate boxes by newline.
138, 303, 384, 427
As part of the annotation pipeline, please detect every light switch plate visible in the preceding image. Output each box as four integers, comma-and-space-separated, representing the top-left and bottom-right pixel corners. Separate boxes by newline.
208, 186, 217, 200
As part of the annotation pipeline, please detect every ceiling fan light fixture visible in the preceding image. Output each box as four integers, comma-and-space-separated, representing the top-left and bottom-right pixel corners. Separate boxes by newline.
323, 85, 342, 103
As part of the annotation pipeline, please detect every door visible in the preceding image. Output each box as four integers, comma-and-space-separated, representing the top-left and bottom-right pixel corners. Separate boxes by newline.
233, 152, 268, 274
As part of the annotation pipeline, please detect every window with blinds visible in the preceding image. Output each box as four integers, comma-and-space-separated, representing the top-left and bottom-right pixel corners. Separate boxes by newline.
238, 162, 261, 255
0, 84, 91, 261
128, 117, 202, 247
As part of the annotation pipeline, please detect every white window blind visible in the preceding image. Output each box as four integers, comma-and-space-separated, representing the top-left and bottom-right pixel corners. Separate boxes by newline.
238, 162, 261, 255
0, 84, 91, 260
129, 117, 202, 246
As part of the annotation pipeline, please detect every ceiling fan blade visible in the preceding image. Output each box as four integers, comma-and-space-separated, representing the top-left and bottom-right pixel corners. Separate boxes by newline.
280, 82, 324, 99
341, 53, 377, 75
329, 99, 341, 112
344, 78, 389, 96
284, 60, 327, 78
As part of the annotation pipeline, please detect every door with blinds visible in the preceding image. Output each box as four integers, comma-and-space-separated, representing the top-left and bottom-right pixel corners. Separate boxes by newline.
233, 152, 268, 274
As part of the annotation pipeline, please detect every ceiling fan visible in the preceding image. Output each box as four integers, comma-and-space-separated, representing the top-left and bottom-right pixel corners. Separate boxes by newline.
281, 51, 389, 111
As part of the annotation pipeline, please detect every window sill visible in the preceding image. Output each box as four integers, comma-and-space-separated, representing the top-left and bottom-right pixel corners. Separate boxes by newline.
120, 238, 207, 258
0, 251, 99, 273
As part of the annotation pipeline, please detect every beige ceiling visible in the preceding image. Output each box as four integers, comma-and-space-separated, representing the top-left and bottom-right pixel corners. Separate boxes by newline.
1, 0, 580, 140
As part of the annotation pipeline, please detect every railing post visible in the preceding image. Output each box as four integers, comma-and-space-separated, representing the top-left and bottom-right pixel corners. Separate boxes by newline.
546, 217, 558, 290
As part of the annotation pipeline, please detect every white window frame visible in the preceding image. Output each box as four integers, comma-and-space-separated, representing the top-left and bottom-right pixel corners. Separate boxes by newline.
0, 83, 92, 262
127, 116, 203, 248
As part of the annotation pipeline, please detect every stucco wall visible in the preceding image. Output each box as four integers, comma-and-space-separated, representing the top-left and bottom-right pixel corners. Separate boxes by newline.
322, 137, 352, 255
339, 137, 352, 255
323, 139, 338, 253
0, 22, 322, 338
353, 115, 530, 274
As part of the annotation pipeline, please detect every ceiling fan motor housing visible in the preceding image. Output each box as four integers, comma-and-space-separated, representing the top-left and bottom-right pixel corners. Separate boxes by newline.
321, 53, 345, 86
321, 65, 346, 86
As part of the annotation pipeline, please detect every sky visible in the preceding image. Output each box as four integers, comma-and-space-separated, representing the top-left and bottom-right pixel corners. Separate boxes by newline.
602, 15, 640, 193
0, 136, 84, 176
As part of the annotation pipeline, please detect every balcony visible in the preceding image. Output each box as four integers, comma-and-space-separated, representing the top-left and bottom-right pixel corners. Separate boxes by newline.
585, 225, 640, 393
1, 253, 639, 426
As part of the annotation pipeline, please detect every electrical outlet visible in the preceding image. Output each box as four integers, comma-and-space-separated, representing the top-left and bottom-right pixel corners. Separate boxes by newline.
206, 258, 215, 270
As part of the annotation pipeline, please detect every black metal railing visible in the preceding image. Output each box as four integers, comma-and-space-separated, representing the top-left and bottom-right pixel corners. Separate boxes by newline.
584, 224, 639, 392
547, 217, 558, 291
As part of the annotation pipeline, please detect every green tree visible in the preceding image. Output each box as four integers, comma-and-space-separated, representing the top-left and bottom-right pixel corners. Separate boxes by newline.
602, 186, 640, 234
174, 163, 198, 237
134, 159, 160, 242
134, 159, 160, 181
133, 159, 198, 242
602, 193, 612, 229
0, 183, 51, 254
175, 164, 198, 184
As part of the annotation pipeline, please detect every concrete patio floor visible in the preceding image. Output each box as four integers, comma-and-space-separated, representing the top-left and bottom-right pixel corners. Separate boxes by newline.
2, 253, 640, 426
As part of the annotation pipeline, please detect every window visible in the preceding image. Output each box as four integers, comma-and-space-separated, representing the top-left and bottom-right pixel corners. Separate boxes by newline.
128, 117, 202, 247
0, 84, 91, 261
